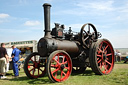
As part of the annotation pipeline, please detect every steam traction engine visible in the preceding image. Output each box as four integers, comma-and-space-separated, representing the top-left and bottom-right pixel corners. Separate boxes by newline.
24, 3, 114, 82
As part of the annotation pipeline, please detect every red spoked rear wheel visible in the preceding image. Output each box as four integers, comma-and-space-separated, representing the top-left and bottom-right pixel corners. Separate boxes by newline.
89, 39, 114, 75
47, 50, 72, 82
24, 52, 46, 79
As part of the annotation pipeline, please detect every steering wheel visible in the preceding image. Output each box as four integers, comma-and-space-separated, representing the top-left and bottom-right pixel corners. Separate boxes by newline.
80, 23, 98, 48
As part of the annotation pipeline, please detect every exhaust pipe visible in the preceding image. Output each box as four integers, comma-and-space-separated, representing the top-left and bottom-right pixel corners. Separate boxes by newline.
43, 3, 52, 38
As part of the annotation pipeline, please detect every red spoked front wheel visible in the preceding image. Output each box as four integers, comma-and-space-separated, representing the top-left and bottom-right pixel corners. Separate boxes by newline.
24, 52, 46, 79
89, 39, 114, 75
47, 50, 72, 82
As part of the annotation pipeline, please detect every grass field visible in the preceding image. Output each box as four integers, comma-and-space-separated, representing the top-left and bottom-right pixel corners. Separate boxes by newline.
0, 63, 128, 85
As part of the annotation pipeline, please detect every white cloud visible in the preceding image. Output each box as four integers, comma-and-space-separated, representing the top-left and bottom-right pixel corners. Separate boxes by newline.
53, 0, 115, 16
24, 20, 41, 26
75, 1, 114, 11
0, 13, 10, 18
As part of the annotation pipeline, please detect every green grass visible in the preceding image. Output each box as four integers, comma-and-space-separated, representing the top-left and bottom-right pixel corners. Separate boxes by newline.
115, 61, 128, 64
0, 63, 128, 85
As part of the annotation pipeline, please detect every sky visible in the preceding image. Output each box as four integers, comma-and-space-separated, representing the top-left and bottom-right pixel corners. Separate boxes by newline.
0, 0, 128, 48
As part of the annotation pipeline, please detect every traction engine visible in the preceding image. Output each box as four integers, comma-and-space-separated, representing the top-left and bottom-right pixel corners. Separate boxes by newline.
24, 3, 115, 82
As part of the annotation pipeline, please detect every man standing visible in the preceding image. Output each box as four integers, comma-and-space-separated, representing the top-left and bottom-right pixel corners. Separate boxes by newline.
11, 45, 21, 77
0, 43, 8, 79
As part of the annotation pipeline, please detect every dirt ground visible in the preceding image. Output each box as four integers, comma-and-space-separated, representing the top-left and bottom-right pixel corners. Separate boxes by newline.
114, 63, 128, 69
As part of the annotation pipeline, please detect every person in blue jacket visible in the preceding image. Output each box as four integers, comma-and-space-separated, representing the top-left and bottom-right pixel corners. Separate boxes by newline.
124, 56, 128, 63
11, 45, 21, 77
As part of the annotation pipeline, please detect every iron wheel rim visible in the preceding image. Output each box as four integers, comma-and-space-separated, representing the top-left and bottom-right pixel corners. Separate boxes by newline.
96, 40, 114, 74
26, 53, 46, 78
80, 23, 98, 48
49, 52, 72, 82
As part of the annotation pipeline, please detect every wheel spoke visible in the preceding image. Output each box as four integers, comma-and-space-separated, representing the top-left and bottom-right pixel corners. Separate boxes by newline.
39, 68, 44, 73
91, 37, 96, 41
88, 24, 90, 33
91, 31, 96, 41
102, 61, 104, 66
84, 36, 89, 41
106, 58, 109, 60
105, 50, 107, 55
61, 71, 63, 80
60, 70, 66, 80
105, 60, 112, 65
33, 69, 35, 75
83, 30, 89, 35
29, 67, 34, 72
62, 61, 67, 64
104, 45, 108, 52
53, 58, 61, 66
106, 53, 112, 56
58, 55, 59, 63
97, 54, 102, 57
85, 43, 89, 48
97, 59, 102, 63
51, 68, 59, 74
30, 59, 36, 64
62, 56, 65, 63
102, 46, 105, 52
62, 71, 66, 76
99, 61, 102, 69
55, 72, 57, 78
102, 62, 105, 70
38, 68, 39, 75
51, 64, 57, 68
65, 67, 69, 70
34, 56, 36, 62
98, 48, 103, 54
99, 42, 103, 49
97, 58, 99, 60
104, 62, 108, 73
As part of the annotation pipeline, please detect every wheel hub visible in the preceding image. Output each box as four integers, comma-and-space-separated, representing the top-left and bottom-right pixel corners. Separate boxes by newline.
34, 63, 39, 68
103, 54, 107, 61
60, 64, 65, 70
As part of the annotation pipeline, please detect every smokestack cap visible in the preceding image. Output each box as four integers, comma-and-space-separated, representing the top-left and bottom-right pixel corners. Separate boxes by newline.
43, 3, 51, 7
